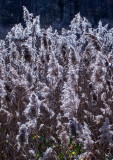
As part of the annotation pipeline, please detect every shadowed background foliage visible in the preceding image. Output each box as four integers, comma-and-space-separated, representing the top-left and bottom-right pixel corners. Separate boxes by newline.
0, 0, 113, 38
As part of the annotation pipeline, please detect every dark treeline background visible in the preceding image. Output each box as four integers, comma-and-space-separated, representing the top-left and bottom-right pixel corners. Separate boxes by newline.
0, 0, 113, 38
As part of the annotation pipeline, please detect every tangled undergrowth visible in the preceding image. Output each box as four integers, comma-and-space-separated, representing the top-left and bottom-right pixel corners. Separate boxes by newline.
0, 6, 113, 160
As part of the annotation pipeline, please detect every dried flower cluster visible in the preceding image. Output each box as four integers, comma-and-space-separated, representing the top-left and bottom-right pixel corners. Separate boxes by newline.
0, 7, 113, 160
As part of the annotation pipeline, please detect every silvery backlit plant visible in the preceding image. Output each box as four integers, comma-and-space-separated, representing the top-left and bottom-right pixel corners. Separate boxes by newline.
0, 7, 113, 160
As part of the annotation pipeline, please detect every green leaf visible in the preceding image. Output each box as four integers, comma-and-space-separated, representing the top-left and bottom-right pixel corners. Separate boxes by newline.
58, 152, 65, 160
105, 154, 112, 160
37, 153, 40, 158
70, 137, 73, 144
75, 143, 83, 154
41, 136, 46, 144
71, 151, 76, 156
6, 140, 8, 143
47, 139, 52, 147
